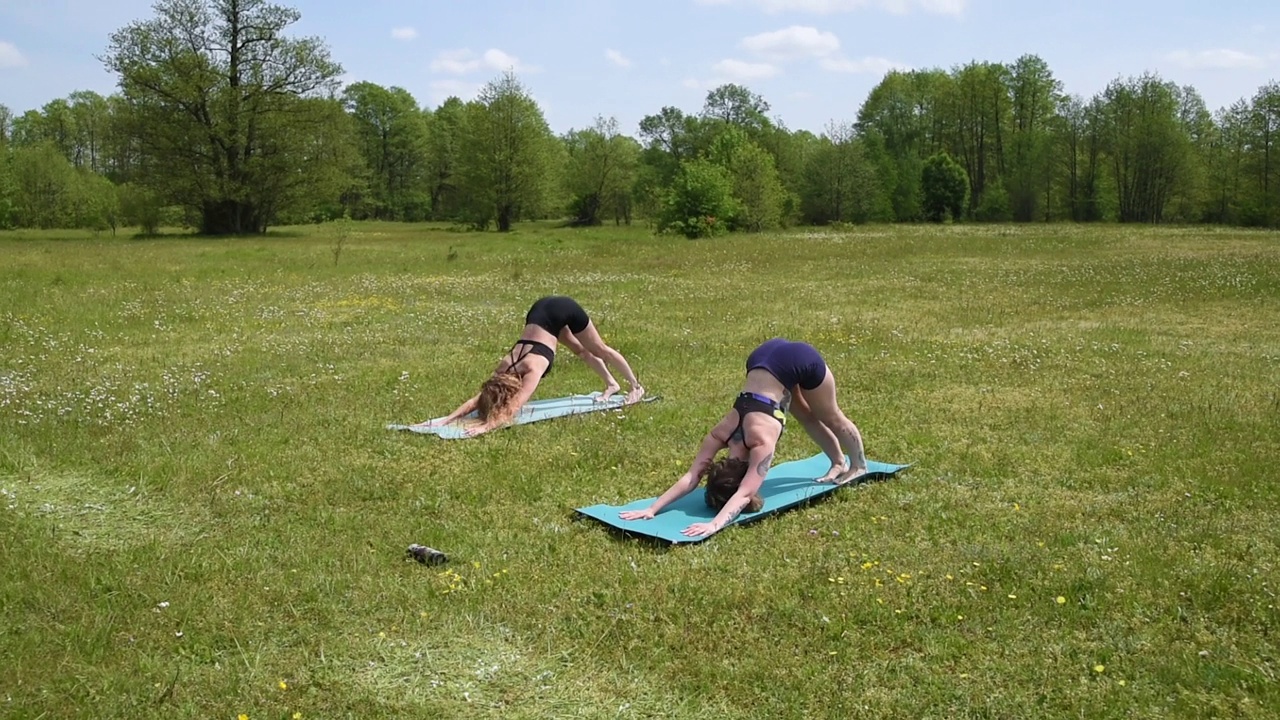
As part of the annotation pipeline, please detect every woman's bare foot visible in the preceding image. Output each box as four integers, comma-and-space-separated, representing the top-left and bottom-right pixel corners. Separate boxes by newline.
816, 462, 847, 483
597, 382, 622, 402
835, 465, 869, 485
624, 385, 645, 404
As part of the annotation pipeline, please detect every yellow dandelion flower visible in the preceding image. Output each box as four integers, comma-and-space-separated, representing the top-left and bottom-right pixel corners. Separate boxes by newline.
945, 574, 954, 580
1118, 680, 1127, 687
278, 680, 287, 690
957, 615, 964, 620
472, 561, 481, 569
1093, 664, 1105, 673
1056, 596, 1067, 605
980, 586, 988, 591
378, 632, 385, 639
239, 715, 249, 720
1013, 503, 1020, 511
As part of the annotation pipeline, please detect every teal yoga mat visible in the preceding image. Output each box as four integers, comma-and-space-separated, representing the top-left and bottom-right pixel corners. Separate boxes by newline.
576, 453, 910, 543
387, 392, 660, 440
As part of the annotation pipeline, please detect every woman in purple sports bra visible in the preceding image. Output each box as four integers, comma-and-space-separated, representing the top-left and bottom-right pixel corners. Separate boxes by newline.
415, 296, 645, 437
620, 337, 867, 538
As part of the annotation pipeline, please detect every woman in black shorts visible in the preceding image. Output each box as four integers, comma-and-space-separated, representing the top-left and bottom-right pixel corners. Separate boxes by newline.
619, 337, 866, 538
419, 296, 645, 437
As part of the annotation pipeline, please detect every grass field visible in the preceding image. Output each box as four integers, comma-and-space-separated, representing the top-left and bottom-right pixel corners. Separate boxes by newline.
1, 221, 1277, 719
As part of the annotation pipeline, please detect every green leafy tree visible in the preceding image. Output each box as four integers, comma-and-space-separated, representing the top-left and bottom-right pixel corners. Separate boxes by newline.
857, 70, 947, 220
424, 97, 465, 220
945, 62, 1009, 216
707, 126, 788, 231
921, 151, 969, 222
658, 159, 738, 238
1244, 81, 1280, 226
1051, 94, 1107, 221
68, 91, 110, 173
702, 83, 772, 135
102, 0, 346, 234
1097, 73, 1192, 223
118, 182, 165, 235
9, 142, 78, 228
0, 104, 13, 149
73, 171, 122, 234
1202, 100, 1250, 224
8, 110, 43, 147
637, 106, 704, 192
342, 82, 430, 220
800, 121, 885, 224
563, 116, 639, 226
455, 71, 559, 231
0, 148, 14, 228
1006, 54, 1062, 220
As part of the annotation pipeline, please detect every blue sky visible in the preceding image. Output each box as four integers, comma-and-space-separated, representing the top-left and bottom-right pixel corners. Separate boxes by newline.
1, 0, 1277, 136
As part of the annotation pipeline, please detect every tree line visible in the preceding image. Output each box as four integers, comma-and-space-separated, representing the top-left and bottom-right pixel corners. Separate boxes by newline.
0, 0, 1277, 236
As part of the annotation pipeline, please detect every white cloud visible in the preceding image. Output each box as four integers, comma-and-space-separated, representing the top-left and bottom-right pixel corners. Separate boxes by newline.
429, 48, 539, 75
820, 54, 908, 74
605, 49, 632, 68
695, 0, 965, 15
682, 77, 704, 90
711, 58, 782, 81
740, 25, 839, 60
390, 26, 418, 41
1164, 49, 1266, 70
0, 41, 27, 69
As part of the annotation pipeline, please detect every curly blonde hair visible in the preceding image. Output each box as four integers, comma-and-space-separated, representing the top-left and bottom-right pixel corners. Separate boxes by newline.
703, 457, 764, 513
476, 371, 523, 427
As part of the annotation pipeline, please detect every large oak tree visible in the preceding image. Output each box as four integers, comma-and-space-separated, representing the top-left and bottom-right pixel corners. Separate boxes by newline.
102, 0, 346, 234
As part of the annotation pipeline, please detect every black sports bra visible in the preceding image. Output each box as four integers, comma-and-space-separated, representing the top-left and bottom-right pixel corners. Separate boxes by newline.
507, 340, 556, 378
729, 392, 786, 443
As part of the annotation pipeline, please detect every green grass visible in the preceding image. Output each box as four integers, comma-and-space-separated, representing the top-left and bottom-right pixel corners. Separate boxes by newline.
1, 221, 1278, 719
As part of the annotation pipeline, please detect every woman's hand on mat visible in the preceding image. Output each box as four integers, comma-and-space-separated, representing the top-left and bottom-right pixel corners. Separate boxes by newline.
619, 508, 655, 521
462, 424, 492, 437
681, 522, 719, 538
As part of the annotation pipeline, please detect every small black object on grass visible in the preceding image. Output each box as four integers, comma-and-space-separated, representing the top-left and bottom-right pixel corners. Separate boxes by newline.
406, 544, 448, 566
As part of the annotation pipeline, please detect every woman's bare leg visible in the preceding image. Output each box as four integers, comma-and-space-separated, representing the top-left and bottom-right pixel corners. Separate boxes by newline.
572, 321, 644, 403
798, 368, 868, 484
559, 329, 621, 400
788, 389, 846, 481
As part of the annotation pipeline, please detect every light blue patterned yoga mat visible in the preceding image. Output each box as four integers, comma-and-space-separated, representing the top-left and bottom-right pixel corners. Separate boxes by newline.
387, 392, 660, 440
